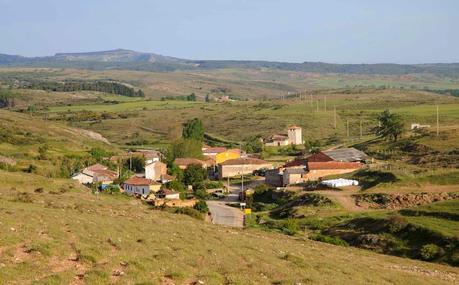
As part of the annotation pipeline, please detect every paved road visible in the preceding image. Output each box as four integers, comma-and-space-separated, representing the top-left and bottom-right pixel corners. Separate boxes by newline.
207, 200, 244, 227
207, 178, 264, 227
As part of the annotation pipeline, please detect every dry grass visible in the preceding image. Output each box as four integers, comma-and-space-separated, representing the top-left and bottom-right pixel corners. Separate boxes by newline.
0, 170, 458, 284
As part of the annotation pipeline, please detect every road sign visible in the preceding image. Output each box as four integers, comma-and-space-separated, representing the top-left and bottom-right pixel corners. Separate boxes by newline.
244, 208, 252, 215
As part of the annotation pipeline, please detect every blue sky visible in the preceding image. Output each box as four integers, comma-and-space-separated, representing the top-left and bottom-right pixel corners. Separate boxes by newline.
1, 0, 458, 63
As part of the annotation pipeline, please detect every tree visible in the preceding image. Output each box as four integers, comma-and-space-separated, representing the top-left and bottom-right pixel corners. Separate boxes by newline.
124, 156, 145, 173
183, 164, 207, 189
373, 110, 404, 141
304, 139, 321, 154
182, 118, 204, 141
194, 200, 208, 213
89, 147, 112, 162
187, 93, 196, 101
244, 136, 263, 153
172, 139, 203, 159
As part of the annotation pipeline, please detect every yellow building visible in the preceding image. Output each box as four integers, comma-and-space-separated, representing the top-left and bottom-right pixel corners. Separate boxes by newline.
215, 149, 241, 164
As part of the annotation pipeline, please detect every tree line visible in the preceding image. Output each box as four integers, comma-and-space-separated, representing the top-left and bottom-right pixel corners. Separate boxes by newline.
21, 80, 145, 97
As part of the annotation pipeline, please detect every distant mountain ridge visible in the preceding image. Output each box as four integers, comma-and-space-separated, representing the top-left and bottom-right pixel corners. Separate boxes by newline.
1, 49, 459, 75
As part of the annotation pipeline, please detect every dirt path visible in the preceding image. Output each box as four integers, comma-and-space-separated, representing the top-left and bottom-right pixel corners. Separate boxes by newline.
314, 186, 365, 212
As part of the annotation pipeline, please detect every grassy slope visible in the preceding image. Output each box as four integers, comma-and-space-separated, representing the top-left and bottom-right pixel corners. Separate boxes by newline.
0, 170, 458, 285
0, 110, 117, 176
2, 67, 459, 100
39, 88, 459, 148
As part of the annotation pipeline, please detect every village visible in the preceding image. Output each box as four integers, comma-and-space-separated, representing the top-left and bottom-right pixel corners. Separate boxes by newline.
71, 122, 370, 227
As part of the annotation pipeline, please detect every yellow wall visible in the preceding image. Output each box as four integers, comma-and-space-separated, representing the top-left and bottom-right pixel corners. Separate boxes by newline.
149, 184, 162, 193
215, 150, 241, 164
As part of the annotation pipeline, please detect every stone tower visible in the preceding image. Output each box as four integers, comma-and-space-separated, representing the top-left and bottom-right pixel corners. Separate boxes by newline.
288, 126, 302, 145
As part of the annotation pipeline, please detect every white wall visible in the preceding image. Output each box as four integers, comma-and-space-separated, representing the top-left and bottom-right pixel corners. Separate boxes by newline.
124, 184, 150, 196
72, 173, 93, 184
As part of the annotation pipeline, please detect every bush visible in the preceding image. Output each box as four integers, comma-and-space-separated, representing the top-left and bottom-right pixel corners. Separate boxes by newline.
310, 234, 349, 247
167, 207, 204, 220
281, 218, 299, 235
387, 214, 408, 233
205, 180, 224, 189
420, 244, 442, 261
25, 164, 37, 173
194, 200, 209, 213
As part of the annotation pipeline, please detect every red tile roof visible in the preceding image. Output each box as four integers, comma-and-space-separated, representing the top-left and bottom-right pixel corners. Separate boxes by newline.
306, 152, 334, 162
284, 159, 308, 168
124, 176, 157, 186
307, 161, 362, 170
92, 169, 118, 180
220, 157, 270, 166
202, 147, 227, 154
175, 158, 207, 167
85, 163, 108, 171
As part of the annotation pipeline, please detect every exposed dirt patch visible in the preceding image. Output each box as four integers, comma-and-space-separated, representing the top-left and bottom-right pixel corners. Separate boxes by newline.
354, 192, 459, 210
387, 264, 457, 282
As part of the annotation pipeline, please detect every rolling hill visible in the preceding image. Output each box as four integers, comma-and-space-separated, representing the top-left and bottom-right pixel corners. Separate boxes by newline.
1, 49, 459, 75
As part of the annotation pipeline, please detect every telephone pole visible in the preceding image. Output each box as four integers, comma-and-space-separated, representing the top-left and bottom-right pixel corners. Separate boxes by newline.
334, 105, 337, 129
360, 119, 363, 139
346, 120, 350, 138
324, 96, 327, 111
436, 105, 439, 137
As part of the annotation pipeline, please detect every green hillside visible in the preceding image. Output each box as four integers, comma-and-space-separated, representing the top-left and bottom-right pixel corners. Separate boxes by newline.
1, 170, 458, 284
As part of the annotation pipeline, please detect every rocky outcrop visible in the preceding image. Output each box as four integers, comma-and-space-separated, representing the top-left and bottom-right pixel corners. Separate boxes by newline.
354, 192, 459, 209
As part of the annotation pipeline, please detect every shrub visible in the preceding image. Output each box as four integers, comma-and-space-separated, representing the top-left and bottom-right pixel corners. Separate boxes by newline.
194, 200, 209, 213
168, 207, 204, 220
420, 244, 442, 261
310, 234, 349, 247
25, 164, 37, 173
205, 180, 224, 189
282, 218, 299, 235
387, 214, 408, 233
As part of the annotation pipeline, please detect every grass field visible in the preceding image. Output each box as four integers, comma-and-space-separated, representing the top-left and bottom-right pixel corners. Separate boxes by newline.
29, 88, 457, 149
2, 67, 459, 100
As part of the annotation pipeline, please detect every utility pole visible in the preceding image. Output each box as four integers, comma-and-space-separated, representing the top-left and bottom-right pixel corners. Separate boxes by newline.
347, 120, 350, 138
240, 144, 244, 193
310, 93, 313, 107
436, 105, 439, 137
334, 105, 337, 129
360, 119, 363, 139
324, 96, 327, 111
129, 151, 132, 171
316, 100, 319, 112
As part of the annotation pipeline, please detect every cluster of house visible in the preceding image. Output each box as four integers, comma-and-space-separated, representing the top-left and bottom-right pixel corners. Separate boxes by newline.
174, 145, 272, 179
72, 150, 182, 204
266, 147, 368, 187
264, 126, 303, 147
71, 145, 275, 202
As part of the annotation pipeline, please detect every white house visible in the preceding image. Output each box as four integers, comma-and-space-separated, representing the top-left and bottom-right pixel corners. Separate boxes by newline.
71, 172, 93, 184
72, 164, 117, 185
145, 160, 167, 181
123, 177, 161, 196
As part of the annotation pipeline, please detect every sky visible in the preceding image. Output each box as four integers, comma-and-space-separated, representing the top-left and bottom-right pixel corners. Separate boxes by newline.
1, 0, 458, 64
